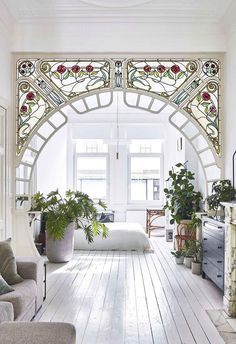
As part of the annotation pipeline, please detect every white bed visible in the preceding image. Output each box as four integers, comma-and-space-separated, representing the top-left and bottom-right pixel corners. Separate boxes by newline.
74, 222, 151, 251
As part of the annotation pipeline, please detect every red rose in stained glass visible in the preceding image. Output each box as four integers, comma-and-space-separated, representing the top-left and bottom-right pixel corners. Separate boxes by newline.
71, 65, 80, 73
20, 105, 28, 113
202, 92, 211, 101
209, 105, 216, 113
143, 65, 151, 73
26, 92, 35, 101
57, 64, 67, 74
86, 65, 94, 73
157, 65, 166, 73
171, 65, 181, 74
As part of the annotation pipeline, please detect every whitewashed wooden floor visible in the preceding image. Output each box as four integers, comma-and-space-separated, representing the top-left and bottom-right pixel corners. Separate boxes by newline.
34, 237, 225, 344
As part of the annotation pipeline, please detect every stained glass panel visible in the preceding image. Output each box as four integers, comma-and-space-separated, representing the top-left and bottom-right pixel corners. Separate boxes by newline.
40, 59, 111, 98
17, 81, 54, 153
184, 81, 220, 154
126, 59, 198, 98
15, 57, 221, 157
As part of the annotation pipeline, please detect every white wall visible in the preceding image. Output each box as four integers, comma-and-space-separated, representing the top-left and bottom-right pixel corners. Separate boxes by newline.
36, 126, 67, 194
12, 22, 225, 53
0, 3, 14, 239
224, 29, 236, 184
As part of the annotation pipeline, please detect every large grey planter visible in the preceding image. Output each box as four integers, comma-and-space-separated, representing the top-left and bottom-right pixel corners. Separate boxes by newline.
46, 223, 75, 263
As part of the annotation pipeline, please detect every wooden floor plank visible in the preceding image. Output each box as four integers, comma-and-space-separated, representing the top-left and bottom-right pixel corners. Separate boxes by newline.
81, 251, 116, 344
132, 251, 155, 344
144, 251, 196, 344
96, 252, 120, 344
35, 237, 226, 344
139, 252, 180, 344
152, 238, 224, 344
124, 251, 139, 344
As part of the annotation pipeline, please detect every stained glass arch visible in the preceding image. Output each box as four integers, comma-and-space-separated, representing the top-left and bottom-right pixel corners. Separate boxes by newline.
15, 56, 222, 204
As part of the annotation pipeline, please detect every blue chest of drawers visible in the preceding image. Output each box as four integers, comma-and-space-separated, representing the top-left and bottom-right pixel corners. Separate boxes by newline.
202, 217, 225, 291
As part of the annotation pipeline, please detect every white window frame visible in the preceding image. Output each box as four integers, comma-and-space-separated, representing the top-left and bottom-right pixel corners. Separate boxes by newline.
73, 152, 110, 202
128, 152, 164, 206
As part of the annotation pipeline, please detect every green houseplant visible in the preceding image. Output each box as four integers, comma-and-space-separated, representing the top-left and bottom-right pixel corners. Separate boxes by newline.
206, 180, 235, 217
171, 250, 184, 264
31, 189, 108, 262
191, 240, 202, 275
164, 162, 202, 225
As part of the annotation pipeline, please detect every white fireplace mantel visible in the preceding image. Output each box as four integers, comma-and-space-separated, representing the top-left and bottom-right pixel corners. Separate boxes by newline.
221, 201, 236, 317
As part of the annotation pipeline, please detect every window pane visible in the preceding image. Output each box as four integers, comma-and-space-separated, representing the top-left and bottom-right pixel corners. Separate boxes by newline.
130, 157, 160, 201
76, 156, 107, 200
75, 139, 108, 153
129, 140, 162, 153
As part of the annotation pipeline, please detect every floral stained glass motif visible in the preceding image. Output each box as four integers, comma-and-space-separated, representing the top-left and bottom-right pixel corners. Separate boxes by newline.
16, 57, 221, 157
40, 59, 111, 98
184, 81, 220, 154
17, 81, 54, 153
126, 59, 198, 98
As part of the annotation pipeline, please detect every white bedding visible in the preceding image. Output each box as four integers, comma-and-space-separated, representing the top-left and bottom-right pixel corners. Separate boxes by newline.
74, 222, 151, 251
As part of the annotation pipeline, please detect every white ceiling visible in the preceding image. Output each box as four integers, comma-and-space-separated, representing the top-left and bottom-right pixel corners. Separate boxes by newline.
2, 0, 234, 23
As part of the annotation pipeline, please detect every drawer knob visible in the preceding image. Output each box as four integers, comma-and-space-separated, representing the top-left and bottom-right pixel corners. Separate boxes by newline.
217, 274, 222, 278
203, 250, 208, 253
203, 238, 207, 241
203, 262, 207, 265
217, 260, 222, 263
218, 246, 223, 249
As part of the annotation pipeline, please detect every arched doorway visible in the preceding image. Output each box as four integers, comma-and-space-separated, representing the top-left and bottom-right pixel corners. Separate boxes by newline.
13, 56, 222, 255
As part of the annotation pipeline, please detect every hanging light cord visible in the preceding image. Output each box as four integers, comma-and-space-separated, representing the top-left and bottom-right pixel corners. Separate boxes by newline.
116, 92, 119, 159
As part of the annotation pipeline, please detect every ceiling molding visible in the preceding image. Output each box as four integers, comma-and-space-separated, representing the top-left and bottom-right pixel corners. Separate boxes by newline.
2, 0, 233, 25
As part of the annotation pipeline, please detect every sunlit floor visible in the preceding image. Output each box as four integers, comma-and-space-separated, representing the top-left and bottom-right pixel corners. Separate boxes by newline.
34, 236, 226, 344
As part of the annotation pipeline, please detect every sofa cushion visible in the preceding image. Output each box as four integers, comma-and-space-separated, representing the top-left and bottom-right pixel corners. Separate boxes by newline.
0, 275, 14, 295
0, 280, 37, 320
0, 239, 23, 285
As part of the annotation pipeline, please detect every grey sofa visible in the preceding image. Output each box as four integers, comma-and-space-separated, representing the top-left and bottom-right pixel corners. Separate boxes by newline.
0, 257, 76, 344
0, 256, 44, 321
0, 302, 76, 344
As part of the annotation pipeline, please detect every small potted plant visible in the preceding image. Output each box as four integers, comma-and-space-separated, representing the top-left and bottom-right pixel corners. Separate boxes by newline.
191, 240, 202, 275
182, 240, 194, 268
206, 180, 235, 218
31, 189, 108, 262
171, 250, 184, 264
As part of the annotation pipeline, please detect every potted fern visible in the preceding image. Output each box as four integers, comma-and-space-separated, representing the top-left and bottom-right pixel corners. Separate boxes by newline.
31, 189, 108, 262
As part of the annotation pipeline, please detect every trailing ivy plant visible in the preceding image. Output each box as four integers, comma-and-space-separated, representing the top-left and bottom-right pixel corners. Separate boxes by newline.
164, 162, 202, 224
31, 189, 108, 242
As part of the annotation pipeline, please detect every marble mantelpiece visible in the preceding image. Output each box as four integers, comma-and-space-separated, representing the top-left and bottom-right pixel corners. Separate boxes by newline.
221, 201, 236, 317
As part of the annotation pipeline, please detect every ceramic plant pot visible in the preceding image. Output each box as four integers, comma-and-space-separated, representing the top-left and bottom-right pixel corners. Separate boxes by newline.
192, 261, 202, 275
46, 222, 75, 263
184, 257, 194, 268
175, 255, 184, 264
